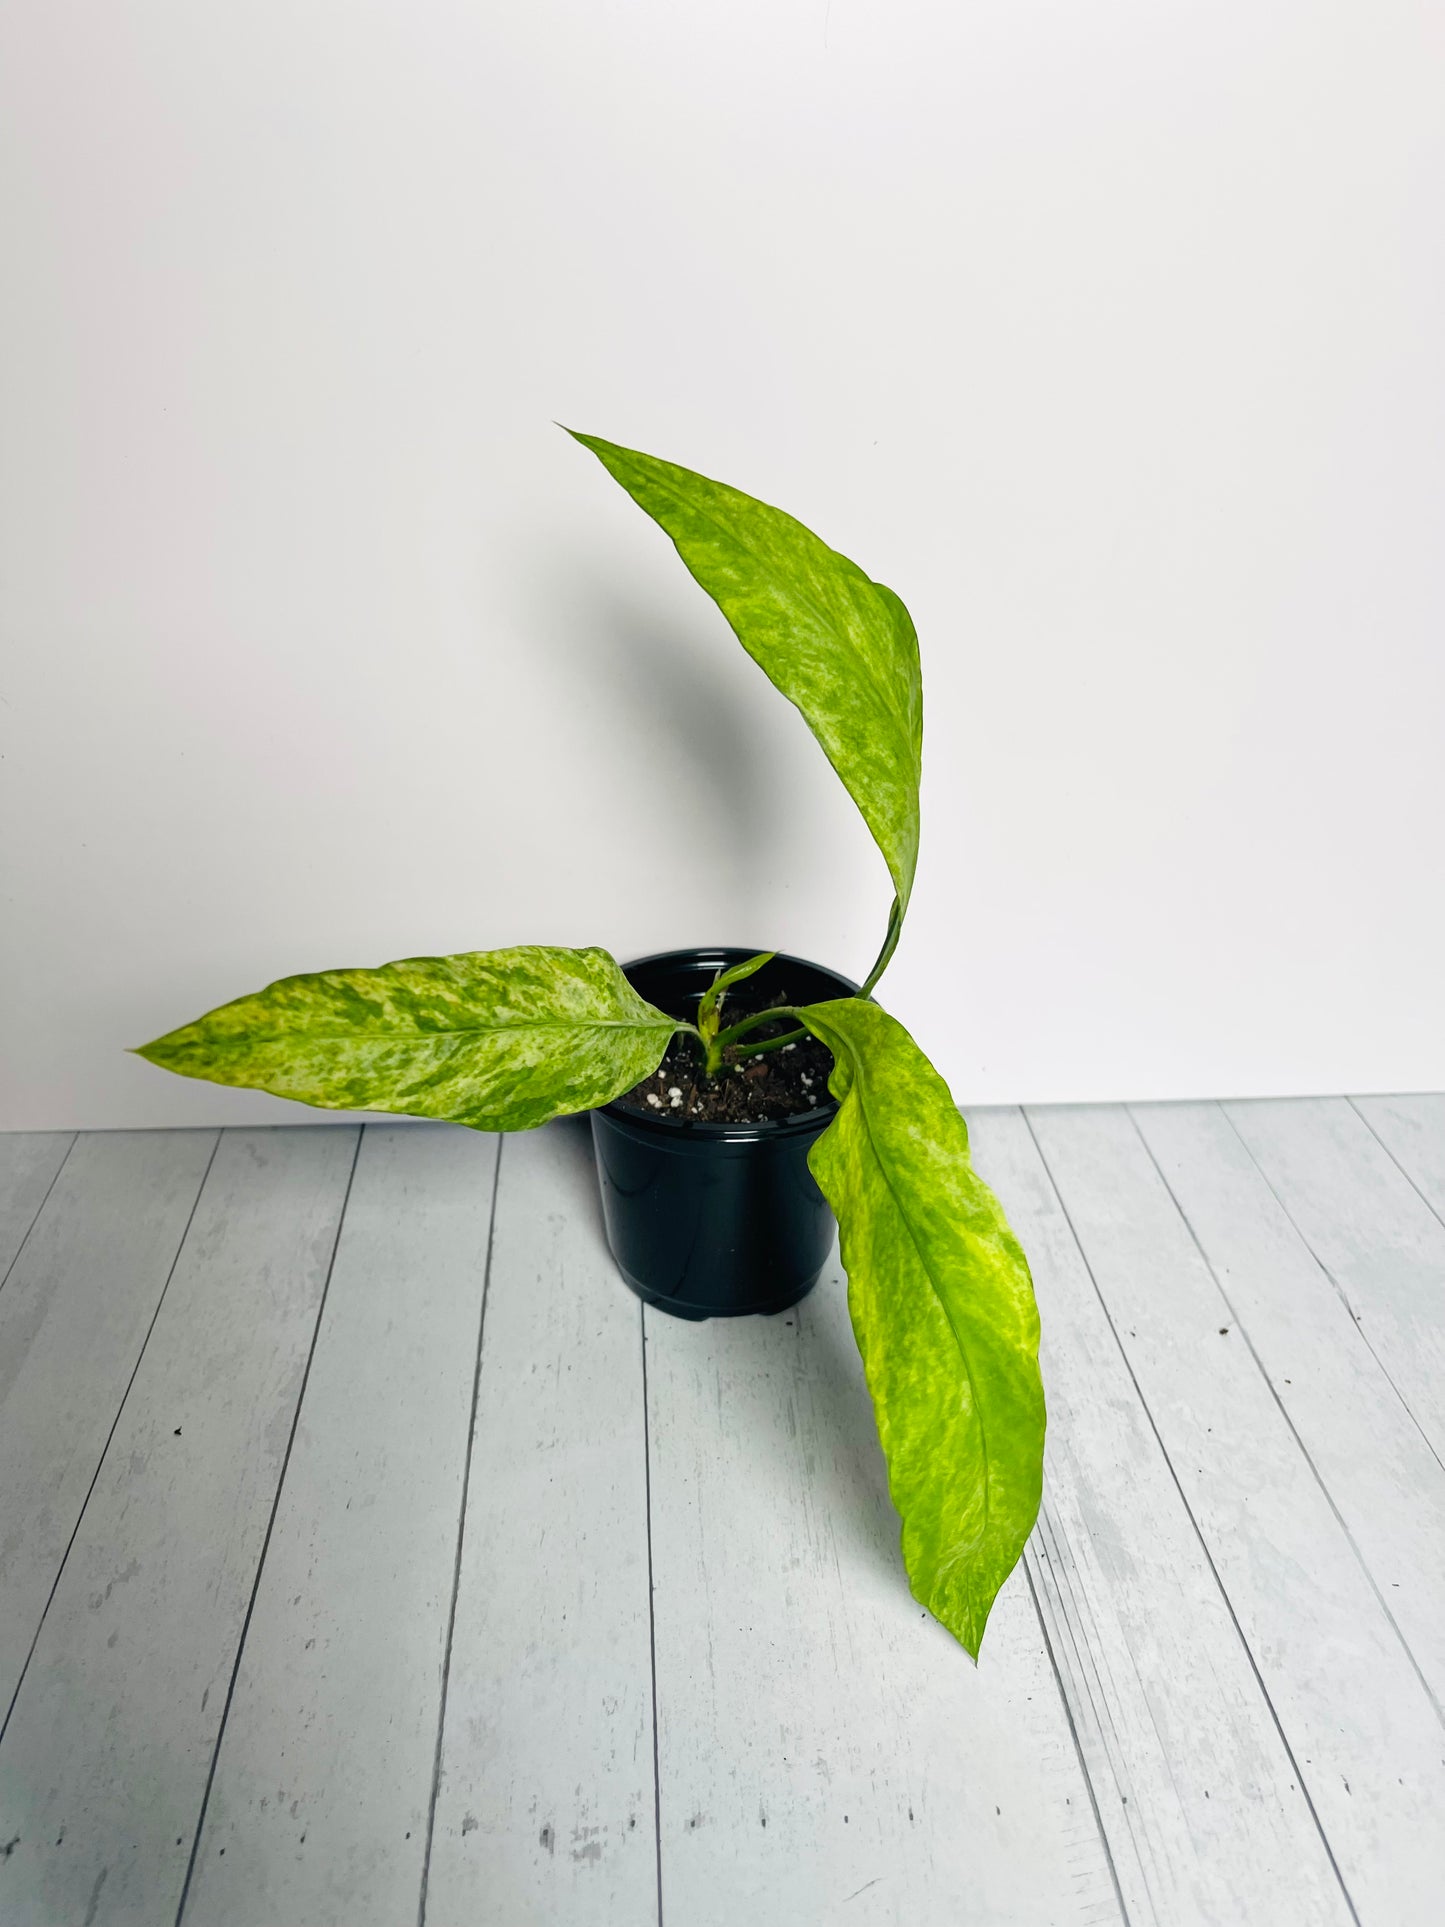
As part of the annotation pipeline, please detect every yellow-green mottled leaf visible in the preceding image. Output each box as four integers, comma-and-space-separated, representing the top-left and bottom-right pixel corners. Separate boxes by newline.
798, 997, 1045, 1659
571, 431, 922, 973
136, 946, 678, 1132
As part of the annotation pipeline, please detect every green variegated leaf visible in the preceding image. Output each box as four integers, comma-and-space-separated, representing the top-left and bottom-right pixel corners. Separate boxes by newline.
136, 946, 678, 1132
798, 997, 1045, 1658
699, 949, 775, 1020
571, 431, 922, 979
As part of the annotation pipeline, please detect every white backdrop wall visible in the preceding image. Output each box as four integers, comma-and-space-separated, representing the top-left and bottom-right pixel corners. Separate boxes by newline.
2, 0, 1442, 1132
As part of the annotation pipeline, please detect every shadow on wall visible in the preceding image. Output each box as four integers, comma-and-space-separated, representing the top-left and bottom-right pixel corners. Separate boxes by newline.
512, 549, 789, 908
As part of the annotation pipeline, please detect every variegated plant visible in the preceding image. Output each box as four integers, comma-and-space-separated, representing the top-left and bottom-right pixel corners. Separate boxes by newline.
138, 434, 1045, 1661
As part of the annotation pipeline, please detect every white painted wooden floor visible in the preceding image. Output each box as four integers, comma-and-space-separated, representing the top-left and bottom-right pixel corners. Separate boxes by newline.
1, 1098, 1443, 1927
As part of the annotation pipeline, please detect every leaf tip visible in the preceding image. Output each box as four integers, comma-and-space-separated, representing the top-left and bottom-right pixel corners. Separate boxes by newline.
921, 1582, 986, 1664
132, 1032, 186, 1070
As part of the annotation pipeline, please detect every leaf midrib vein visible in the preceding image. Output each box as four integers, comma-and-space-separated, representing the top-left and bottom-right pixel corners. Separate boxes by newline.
641, 467, 921, 776
175, 1017, 677, 1048
839, 1044, 993, 1556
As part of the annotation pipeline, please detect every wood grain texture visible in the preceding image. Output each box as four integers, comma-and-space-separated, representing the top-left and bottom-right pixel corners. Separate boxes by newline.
967, 1106, 1356, 1927
1350, 1093, 1445, 1224
1028, 1103, 1445, 1927
0, 1130, 217, 1717
0, 1127, 357, 1927
0, 1132, 74, 1282
1224, 1097, 1445, 1461
1134, 1100, 1445, 1712
643, 1219, 1120, 1927
422, 1120, 656, 1927
180, 1126, 499, 1927
5, 1097, 1445, 1924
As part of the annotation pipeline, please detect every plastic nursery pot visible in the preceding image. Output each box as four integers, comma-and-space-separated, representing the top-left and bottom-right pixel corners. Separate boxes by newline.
590, 948, 857, 1321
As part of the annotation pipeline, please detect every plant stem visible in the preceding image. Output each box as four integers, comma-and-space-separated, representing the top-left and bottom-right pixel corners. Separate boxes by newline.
730, 1025, 805, 1060
709, 1004, 802, 1067
712, 1005, 793, 1050
858, 897, 902, 1000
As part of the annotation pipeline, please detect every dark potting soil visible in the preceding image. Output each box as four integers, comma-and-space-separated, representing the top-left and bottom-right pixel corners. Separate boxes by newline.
612, 997, 837, 1125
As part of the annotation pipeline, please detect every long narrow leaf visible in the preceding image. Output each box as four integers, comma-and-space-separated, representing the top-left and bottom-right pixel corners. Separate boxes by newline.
798, 997, 1045, 1658
571, 432, 922, 959
136, 946, 678, 1132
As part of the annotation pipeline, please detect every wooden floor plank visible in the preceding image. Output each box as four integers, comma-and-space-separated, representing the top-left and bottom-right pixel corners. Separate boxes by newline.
643, 1201, 1121, 1927
0, 1132, 75, 1282
1134, 1100, 1445, 1713
1224, 1097, 1445, 1461
179, 1126, 499, 1927
968, 1106, 1355, 1927
4, 1096, 1442, 1921
422, 1121, 656, 1927
1350, 1094, 1445, 1225
1027, 1104, 1445, 1927
0, 1127, 357, 1927
0, 1129, 217, 1718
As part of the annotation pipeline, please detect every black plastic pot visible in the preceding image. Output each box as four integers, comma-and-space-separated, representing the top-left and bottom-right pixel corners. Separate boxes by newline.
590, 948, 857, 1321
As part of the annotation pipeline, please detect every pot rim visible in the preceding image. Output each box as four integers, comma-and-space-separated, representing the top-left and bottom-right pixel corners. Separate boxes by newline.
598, 945, 858, 1143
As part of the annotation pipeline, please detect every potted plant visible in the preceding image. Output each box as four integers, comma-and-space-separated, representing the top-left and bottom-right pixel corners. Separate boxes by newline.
137, 432, 1045, 1660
